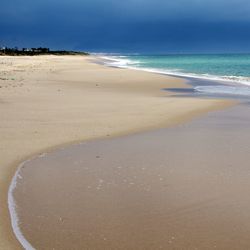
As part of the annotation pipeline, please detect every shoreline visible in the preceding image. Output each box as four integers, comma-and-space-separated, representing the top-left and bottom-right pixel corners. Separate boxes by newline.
98, 56, 250, 102
8, 103, 234, 250
11, 103, 250, 249
0, 55, 233, 249
101, 55, 250, 87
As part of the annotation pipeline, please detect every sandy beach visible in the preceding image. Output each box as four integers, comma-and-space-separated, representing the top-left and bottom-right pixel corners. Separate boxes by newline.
0, 55, 231, 249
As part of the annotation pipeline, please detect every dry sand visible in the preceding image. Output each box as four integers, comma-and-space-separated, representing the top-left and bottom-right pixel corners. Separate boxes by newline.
0, 55, 232, 249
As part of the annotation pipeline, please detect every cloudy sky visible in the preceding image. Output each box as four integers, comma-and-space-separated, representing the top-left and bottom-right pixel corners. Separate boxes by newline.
1, 0, 250, 53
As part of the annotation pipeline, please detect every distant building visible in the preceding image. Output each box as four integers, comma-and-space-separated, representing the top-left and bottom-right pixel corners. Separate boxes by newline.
22, 48, 31, 52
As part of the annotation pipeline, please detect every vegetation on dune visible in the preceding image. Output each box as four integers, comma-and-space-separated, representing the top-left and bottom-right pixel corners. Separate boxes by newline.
0, 47, 89, 56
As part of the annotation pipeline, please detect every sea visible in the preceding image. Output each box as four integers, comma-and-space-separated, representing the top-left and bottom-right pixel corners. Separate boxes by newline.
100, 54, 250, 97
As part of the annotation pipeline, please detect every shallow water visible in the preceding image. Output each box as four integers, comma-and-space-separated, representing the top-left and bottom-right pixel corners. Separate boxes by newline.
10, 102, 250, 249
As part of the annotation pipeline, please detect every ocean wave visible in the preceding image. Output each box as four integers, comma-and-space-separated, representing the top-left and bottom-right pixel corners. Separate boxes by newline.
101, 56, 250, 87
100, 56, 140, 67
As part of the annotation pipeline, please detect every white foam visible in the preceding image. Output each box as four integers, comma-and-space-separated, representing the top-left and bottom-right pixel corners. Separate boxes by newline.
100, 56, 141, 68
8, 160, 36, 250
194, 85, 250, 96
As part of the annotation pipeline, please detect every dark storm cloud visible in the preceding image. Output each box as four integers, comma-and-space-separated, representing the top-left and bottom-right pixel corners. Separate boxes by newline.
2, 0, 250, 22
1, 0, 250, 52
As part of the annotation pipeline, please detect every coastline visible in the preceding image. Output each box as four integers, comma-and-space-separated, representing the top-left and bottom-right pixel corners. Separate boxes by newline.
101, 54, 250, 87
0, 55, 233, 249
12, 103, 250, 249
100, 55, 250, 100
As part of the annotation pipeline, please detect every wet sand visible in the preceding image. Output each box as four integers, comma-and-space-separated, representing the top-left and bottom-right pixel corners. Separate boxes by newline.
12, 103, 250, 249
0, 55, 230, 249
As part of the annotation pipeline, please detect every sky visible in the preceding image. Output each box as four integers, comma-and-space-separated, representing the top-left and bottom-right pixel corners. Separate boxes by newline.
1, 0, 250, 53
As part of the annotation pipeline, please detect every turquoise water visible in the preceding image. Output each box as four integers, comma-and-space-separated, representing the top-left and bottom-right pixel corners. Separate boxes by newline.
103, 54, 250, 96
109, 54, 250, 84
